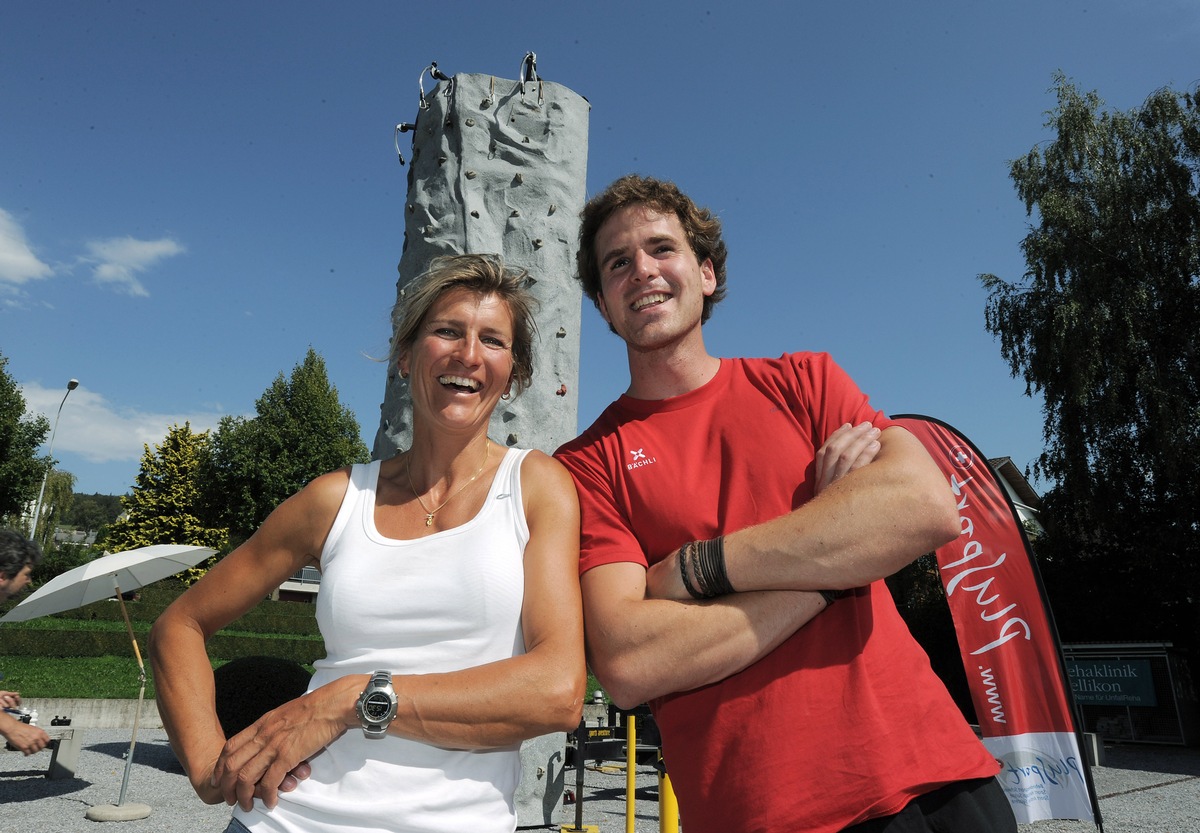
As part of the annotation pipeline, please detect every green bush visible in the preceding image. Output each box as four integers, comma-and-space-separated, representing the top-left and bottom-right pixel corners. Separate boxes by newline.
206, 634, 325, 665
30, 544, 99, 585
1, 655, 320, 699
0, 625, 324, 664
30, 597, 320, 638
225, 607, 320, 637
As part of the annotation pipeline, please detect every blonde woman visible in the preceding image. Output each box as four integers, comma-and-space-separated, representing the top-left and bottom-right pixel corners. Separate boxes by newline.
151, 254, 585, 833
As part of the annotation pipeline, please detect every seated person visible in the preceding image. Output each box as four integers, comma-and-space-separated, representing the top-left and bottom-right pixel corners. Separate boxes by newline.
0, 531, 50, 756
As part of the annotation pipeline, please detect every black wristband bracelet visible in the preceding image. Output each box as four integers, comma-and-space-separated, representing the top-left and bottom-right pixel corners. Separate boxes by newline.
696, 542, 710, 600
678, 542, 704, 600
699, 536, 735, 596
678, 538, 736, 599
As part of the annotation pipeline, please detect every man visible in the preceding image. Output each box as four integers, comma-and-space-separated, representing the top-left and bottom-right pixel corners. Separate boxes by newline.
0, 529, 50, 756
555, 175, 1016, 833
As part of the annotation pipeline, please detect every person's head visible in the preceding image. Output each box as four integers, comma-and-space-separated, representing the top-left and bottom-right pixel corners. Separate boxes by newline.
577, 175, 728, 325
0, 529, 42, 602
389, 253, 539, 398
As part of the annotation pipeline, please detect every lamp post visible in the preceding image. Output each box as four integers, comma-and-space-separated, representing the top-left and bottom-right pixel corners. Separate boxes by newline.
29, 378, 79, 542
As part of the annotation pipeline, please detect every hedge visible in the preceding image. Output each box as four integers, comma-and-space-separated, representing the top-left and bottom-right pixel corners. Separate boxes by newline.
0, 625, 325, 665
0, 582, 325, 665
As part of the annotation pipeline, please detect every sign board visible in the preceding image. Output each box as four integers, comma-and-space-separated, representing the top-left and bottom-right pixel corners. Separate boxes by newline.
1066, 659, 1157, 706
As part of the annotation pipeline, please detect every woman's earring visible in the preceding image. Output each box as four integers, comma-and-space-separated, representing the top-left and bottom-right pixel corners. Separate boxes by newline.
500, 390, 511, 400
399, 370, 409, 380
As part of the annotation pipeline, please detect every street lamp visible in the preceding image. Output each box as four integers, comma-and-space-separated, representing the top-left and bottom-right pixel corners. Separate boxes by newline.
29, 378, 79, 542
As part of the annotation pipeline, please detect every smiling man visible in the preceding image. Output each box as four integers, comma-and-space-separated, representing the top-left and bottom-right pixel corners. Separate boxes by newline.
554, 175, 1016, 833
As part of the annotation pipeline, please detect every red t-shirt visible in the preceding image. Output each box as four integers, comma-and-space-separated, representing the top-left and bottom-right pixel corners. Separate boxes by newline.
556, 353, 999, 833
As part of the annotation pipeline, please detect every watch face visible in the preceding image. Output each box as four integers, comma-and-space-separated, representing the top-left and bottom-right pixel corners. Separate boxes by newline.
362, 691, 393, 721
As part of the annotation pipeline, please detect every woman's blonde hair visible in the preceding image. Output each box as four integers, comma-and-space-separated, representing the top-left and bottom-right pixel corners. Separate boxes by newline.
389, 253, 539, 395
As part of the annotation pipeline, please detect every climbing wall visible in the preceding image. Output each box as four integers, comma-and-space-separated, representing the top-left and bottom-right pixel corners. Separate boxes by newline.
372, 56, 589, 829
374, 58, 589, 460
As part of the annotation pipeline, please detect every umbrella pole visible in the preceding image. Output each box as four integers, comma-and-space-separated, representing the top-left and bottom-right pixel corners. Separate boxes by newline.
118, 668, 146, 806
85, 586, 153, 821
114, 586, 145, 807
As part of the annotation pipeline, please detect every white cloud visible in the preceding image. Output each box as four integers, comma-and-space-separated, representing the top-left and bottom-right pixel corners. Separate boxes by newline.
84, 236, 186, 297
0, 208, 53, 286
19, 381, 231, 465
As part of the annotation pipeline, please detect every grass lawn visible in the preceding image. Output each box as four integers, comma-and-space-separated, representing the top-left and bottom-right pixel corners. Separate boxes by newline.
1, 655, 166, 699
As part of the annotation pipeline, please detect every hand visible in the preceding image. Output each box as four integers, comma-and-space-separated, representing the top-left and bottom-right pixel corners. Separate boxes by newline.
189, 755, 310, 805
645, 547, 688, 601
212, 678, 357, 811
276, 760, 312, 795
3, 719, 50, 755
0, 691, 21, 709
646, 423, 882, 602
813, 422, 881, 495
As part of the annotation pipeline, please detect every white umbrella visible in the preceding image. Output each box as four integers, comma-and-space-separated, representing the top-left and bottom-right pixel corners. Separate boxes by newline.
1, 545, 216, 623
1, 544, 217, 821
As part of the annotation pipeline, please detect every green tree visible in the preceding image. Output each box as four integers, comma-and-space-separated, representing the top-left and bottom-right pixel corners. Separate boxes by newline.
198, 348, 369, 546
0, 352, 50, 526
33, 468, 76, 547
31, 540, 96, 585
105, 423, 228, 560
980, 75, 1200, 656
64, 493, 123, 534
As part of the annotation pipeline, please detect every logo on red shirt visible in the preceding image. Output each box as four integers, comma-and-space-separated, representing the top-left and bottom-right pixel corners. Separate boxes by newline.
627, 448, 657, 470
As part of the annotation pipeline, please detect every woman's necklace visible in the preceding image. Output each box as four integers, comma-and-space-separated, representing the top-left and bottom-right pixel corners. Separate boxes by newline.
406, 441, 491, 527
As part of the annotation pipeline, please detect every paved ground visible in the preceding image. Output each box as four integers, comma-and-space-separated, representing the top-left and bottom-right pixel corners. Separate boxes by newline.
2, 728, 1198, 832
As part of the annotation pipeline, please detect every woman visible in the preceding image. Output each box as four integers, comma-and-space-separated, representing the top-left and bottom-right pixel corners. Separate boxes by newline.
149, 253, 585, 833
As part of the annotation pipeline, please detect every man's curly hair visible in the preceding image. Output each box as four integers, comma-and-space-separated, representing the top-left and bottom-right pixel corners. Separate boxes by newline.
576, 175, 728, 324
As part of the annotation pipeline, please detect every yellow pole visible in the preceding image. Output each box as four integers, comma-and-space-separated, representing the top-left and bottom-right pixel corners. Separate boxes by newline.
659, 750, 679, 833
626, 714, 637, 833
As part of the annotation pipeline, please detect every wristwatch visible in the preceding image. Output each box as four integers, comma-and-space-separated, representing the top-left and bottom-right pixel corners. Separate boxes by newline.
355, 670, 397, 739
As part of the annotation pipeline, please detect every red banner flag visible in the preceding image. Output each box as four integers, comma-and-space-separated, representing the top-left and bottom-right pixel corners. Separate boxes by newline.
893, 415, 1102, 827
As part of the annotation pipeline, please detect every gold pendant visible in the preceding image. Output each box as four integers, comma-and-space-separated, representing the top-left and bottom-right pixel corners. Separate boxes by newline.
425, 514, 434, 527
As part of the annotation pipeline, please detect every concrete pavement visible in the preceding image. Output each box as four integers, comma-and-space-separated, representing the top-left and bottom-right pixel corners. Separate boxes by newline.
2, 703, 1198, 832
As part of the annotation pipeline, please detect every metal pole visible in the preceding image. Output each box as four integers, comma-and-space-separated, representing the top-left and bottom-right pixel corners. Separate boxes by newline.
113, 583, 145, 806
83, 579, 152, 821
626, 714, 637, 833
29, 379, 78, 541
560, 717, 597, 833
574, 717, 585, 831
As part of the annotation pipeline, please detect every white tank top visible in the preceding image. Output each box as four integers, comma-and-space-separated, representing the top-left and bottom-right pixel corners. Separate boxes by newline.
236, 447, 531, 833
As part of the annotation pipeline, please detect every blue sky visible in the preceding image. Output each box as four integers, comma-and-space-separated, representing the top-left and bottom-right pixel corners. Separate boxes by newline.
3, 1, 1197, 497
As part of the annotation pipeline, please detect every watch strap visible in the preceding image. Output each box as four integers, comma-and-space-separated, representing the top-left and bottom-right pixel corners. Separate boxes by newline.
356, 670, 397, 739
